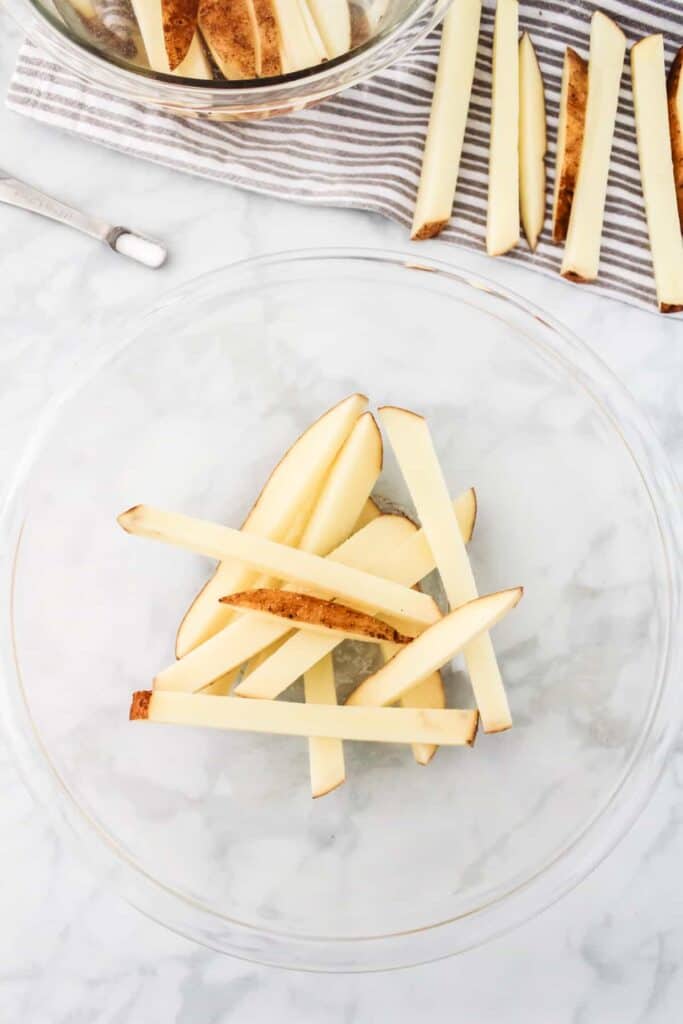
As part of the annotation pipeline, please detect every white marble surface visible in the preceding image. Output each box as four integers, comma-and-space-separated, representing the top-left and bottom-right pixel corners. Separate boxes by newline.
1, 12, 682, 1021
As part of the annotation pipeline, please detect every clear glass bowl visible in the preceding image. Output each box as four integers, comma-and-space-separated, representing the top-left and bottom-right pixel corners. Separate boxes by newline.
1, 249, 681, 972
5, 0, 449, 119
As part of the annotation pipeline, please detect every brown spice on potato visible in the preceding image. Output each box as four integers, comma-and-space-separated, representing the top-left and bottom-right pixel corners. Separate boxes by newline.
162, 0, 200, 70
252, 0, 281, 76
198, 0, 257, 78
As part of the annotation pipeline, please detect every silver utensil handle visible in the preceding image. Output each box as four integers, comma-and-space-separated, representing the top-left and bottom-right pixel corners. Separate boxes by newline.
0, 175, 110, 242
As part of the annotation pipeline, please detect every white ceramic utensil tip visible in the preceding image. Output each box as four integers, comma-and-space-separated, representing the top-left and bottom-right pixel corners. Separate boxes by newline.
112, 230, 167, 268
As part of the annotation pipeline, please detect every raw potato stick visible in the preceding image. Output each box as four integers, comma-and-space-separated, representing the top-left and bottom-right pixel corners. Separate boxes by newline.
176, 393, 367, 656
272, 0, 325, 71
163, 0, 200, 70
486, 0, 520, 256
561, 11, 626, 283
631, 34, 683, 313
552, 47, 588, 243
518, 32, 546, 251
235, 488, 478, 700
118, 505, 440, 631
155, 514, 417, 693
198, 0, 257, 78
379, 407, 512, 732
130, 0, 210, 76
303, 655, 345, 797
220, 590, 413, 644
130, 690, 480, 746
668, 48, 683, 231
346, 589, 523, 710
411, 0, 482, 240
305, 0, 350, 59
252, 0, 282, 76
379, 640, 446, 766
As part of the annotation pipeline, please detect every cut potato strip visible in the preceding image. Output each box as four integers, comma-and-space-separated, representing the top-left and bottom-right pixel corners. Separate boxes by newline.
176, 394, 367, 656
297, 412, 382, 557
155, 514, 419, 693
221, 590, 413, 644
163, 0, 201, 70
552, 47, 588, 244
411, 0, 482, 240
272, 0, 325, 71
519, 32, 546, 251
305, 0, 350, 59
198, 0, 257, 78
235, 488, 477, 700
131, 691, 479, 746
252, 0, 282, 76
346, 589, 522, 710
631, 35, 683, 314
200, 665, 240, 696
379, 640, 446, 766
668, 48, 683, 231
561, 11, 626, 283
303, 655, 345, 797
400, 671, 447, 766
354, 497, 381, 531
486, 0, 520, 256
379, 407, 511, 732
130, 0, 210, 76
118, 505, 439, 630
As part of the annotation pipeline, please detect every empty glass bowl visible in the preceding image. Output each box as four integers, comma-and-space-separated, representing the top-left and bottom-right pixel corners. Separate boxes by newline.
5, 0, 450, 119
1, 250, 681, 971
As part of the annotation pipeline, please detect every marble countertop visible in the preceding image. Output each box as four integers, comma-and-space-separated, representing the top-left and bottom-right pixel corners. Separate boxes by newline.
1, 15, 682, 1023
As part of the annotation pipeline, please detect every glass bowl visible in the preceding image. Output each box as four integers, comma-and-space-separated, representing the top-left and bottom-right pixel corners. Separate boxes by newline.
1, 249, 681, 972
4, 0, 450, 119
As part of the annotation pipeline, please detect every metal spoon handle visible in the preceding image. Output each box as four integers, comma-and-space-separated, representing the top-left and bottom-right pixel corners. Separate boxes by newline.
0, 170, 167, 268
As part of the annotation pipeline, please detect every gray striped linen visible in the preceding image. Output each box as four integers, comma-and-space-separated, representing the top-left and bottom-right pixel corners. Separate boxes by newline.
7, 1, 683, 314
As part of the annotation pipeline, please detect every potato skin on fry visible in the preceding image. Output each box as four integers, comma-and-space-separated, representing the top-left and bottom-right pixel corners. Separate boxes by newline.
553, 46, 588, 243
198, 0, 257, 78
667, 47, 683, 232
220, 589, 412, 643
162, 0, 200, 70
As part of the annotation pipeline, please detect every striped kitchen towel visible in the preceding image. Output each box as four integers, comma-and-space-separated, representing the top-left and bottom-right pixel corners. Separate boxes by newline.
7, 1, 683, 314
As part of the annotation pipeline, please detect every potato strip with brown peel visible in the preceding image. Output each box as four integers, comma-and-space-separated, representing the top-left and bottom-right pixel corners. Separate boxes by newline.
154, 514, 417, 695
198, 0, 257, 78
667, 48, 683, 232
162, 0, 200, 69
552, 47, 588, 244
234, 488, 477, 701
118, 505, 439, 631
220, 590, 413, 644
346, 589, 523, 713
130, 691, 480, 747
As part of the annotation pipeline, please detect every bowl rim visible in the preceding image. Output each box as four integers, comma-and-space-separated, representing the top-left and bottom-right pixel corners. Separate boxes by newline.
1, 247, 681, 972
8, 0, 447, 101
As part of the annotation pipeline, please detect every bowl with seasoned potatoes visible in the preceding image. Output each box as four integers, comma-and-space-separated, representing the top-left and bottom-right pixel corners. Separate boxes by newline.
6, 0, 450, 118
